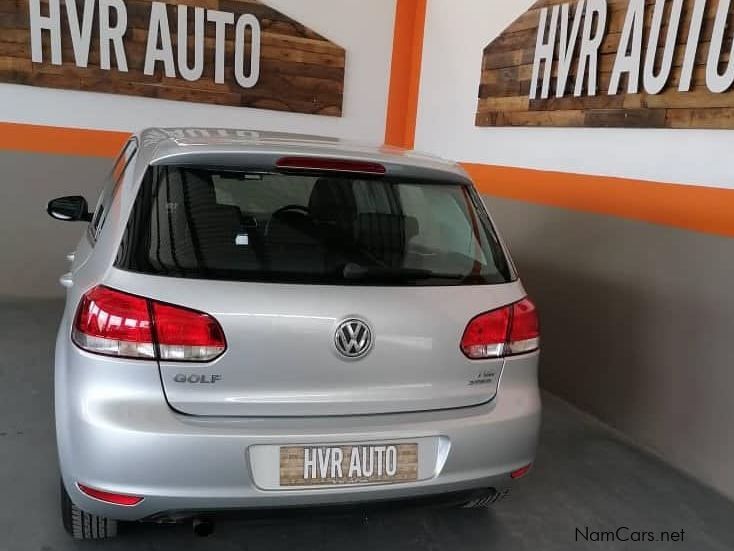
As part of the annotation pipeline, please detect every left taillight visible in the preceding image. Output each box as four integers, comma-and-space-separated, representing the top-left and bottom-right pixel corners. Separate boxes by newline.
72, 286, 226, 362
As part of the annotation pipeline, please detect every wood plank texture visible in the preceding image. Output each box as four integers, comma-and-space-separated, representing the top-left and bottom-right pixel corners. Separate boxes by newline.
476, 0, 734, 129
279, 444, 419, 487
0, 0, 345, 115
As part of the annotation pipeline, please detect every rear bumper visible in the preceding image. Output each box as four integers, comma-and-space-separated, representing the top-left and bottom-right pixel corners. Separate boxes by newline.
56, 333, 540, 521
143, 487, 505, 523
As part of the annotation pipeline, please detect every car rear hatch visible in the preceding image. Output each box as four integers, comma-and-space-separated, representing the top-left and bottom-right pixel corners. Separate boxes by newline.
105, 272, 525, 416
110, 154, 524, 416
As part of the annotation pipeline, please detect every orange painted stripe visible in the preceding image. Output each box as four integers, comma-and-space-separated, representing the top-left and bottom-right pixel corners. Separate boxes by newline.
384, 0, 427, 149
463, 163, 734, 238
2, 121, 732, 237
0, 122, 129, 158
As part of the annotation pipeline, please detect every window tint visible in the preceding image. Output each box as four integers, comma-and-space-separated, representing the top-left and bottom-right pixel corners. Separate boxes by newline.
89, 137, 138, 242
116, 166, 512, 286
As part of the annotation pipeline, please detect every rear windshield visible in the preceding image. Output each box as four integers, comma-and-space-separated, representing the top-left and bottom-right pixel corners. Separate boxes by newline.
115, 166, 513, 286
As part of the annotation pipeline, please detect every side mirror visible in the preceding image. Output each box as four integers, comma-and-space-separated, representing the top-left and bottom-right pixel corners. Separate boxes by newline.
47, 196, 93, 222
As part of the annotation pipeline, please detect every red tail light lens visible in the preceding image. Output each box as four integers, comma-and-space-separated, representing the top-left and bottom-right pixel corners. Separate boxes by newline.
460, 298, 539, 359
152, 302, 227, 361
276, 156, 386, 175
77, 483, 143, 506
73, 286, 225, 362
73, 286, 154, 359
507, 298, 539, 355
460, 307, 511, 360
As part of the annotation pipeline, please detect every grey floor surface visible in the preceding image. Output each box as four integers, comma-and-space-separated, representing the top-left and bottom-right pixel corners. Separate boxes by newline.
1, 299, 733, 551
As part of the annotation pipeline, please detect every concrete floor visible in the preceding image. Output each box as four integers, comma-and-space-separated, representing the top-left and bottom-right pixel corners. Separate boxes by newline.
2, 300, 734, 551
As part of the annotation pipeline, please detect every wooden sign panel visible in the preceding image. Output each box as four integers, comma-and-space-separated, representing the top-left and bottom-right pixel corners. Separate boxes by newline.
0, 0, 345, 115
477, 0, 734, 128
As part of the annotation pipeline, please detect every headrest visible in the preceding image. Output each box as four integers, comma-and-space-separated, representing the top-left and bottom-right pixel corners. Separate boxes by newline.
308, 178, 357, 221
354, 213, 419, 243
173, 169, 217, 206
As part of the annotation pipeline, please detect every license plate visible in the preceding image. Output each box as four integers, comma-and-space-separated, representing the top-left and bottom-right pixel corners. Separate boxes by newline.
280, 443, 418, 486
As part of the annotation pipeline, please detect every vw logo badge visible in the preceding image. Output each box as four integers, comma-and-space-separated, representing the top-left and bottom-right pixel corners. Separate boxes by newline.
334, 319, 373, 360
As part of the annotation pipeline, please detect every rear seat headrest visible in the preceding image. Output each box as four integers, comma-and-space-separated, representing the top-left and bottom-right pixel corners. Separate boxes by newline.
308, 178, 357, 222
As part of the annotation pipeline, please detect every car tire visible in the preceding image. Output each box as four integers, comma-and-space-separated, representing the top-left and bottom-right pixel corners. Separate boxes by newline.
60, 479, 118, 539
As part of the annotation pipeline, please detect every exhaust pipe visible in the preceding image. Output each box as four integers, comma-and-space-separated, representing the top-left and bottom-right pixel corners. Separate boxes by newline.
192, 518, 215, 537
461, 488, 500, 508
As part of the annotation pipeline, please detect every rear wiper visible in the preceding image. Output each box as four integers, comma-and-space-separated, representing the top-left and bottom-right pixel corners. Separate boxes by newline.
342, 263, 465, 281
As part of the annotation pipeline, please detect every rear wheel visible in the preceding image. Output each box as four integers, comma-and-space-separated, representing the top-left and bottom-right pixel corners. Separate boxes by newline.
60, 479, 118, 539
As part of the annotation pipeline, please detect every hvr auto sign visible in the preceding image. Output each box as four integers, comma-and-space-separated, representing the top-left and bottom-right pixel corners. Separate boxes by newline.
28, 0, 260, 88
530, 0, 734, 99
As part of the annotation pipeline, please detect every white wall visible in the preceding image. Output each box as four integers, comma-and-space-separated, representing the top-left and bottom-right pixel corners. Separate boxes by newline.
0, 0, 396, 143
0, 0, 397, 299
415, 0, 734, 502
415, 0, 734, 189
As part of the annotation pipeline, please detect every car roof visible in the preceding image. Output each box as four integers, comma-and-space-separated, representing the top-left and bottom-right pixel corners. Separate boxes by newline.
134, 128, 470, 182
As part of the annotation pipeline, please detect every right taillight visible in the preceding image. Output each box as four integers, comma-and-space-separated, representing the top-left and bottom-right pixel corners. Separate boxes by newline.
460, 298, 539, 359
506, 298, 539, 355
72, 286, 226, 362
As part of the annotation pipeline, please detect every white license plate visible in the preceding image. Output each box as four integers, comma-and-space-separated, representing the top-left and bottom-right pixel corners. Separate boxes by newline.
280, 443, 418, 486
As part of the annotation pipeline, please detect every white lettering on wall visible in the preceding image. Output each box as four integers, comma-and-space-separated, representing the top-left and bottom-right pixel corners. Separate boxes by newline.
644, 0, 683, 95
141, 5, 261, 87
144, 1, 176, 77
207, 9, 235, 84
574, 0, 607, 97
556, 0, 586, 98
99, 0, 128, 71
608, 0, 644, 95
29, 0, 62, 65
65, 0, 95, 68
527, 0, 734, 99
529, 5, 559, 100
177, 5, 205, 82
234, 13, 261, 88
707, 0, 734, 93
678, 0, 707, 92
23, 0, 280, 92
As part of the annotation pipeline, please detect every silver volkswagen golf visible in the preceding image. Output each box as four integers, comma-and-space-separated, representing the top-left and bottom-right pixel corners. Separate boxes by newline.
48, 128, 541, 539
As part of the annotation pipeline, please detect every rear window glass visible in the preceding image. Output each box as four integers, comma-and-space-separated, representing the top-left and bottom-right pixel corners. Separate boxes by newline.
115, 166, 512, 286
